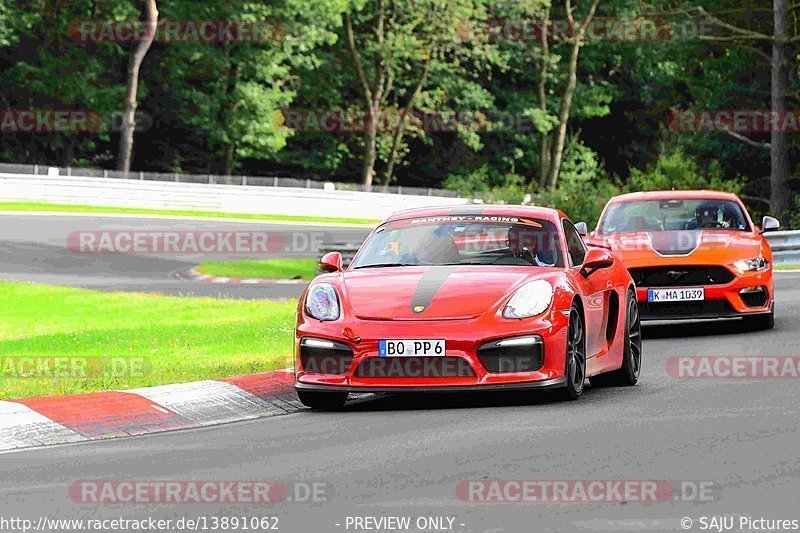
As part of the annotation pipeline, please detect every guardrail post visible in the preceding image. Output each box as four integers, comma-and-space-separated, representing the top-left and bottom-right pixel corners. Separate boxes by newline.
274, 176, 279, 187
139, 171, 144, 180
243, 175, 247, 186
174, 173, 179, 183
103, 170, 108, 178
34, 164, 38, 175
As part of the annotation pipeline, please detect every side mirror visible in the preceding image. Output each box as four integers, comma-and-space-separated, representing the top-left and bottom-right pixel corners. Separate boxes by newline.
581, 247, 614, 278
319, 252, 343, 272
761, 216, 781, 233
575, 222, 588, 237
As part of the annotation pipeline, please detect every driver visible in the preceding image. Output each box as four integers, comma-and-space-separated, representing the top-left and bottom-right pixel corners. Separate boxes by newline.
691, 203, 728, 229
507, 226, 556, 267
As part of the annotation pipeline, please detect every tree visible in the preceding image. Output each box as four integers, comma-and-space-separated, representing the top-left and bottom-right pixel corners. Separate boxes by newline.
341, 0, 500, 188
537, 0, 602, 190
117, 0, 157, 172
162, 0, 347, 175
682, 1, 795, 221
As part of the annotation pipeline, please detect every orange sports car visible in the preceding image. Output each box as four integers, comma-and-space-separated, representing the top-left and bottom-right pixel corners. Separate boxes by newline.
586, 190, 780, 329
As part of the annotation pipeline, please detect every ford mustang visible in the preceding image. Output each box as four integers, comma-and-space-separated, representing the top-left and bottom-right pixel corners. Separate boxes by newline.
586, 190, 780, 328
294, 206, 642, 409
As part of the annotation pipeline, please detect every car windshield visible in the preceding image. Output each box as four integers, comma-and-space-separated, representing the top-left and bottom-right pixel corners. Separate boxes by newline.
599, 199, 750, 234
351, 217, 565, 269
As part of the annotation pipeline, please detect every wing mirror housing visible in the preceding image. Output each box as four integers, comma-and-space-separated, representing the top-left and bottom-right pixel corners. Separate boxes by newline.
575, 222, 588, 237
581, 247, 614, 278
319, 252, 343, 272
761, 216, 781, 233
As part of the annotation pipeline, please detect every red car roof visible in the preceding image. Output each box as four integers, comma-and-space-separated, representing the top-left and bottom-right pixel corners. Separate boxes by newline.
382, 204, 567, 224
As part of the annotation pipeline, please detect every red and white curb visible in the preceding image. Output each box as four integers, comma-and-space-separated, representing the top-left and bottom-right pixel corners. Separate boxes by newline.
0, 369, 301, 452
179, 267, 308, 285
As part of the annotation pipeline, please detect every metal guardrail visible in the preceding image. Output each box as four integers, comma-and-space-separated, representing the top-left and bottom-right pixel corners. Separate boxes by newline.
0, 172, 468, 220
766, 230, 800, 264
0, 162, 459, 198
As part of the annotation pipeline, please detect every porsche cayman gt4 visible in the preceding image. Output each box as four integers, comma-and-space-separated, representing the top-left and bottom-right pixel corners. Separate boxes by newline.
588, 190, 780, 328
294, 206, 642, 409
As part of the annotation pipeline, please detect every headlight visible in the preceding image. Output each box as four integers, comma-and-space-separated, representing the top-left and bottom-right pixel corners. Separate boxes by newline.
733, 257, 770, 274
305, 284, 341, 321
503, 280, 554, 319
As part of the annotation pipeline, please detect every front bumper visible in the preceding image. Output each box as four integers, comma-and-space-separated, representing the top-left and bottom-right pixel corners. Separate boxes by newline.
294, 309, 570, 391
295, 377, 567, 394
635, 268, 774, 321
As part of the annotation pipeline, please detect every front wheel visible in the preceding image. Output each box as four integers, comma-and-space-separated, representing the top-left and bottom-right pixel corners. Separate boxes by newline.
558, 304, 587, 401
591, 289, 642, 387
297, 390, 348, 410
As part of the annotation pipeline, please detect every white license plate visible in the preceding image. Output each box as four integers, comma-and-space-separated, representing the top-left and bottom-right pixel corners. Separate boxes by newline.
648, 288, 705, 303
379, 339, 446, 357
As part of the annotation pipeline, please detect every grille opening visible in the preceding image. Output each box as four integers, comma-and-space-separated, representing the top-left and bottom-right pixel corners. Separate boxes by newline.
740, 287, 769, 308
630, 266, 735, 288
477, 338, 544, 374
354, 356, 475, 378
605, 291, 620, 343
639, 300, 736, 319
299, 338, 354, 375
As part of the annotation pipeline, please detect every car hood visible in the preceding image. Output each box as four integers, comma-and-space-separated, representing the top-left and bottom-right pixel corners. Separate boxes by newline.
340, 266, 549, 321
596, 230, 763, 268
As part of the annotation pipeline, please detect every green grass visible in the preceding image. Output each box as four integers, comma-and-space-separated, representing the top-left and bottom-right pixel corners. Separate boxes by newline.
775, 263, 800, 271
0, 282, 297, 399
197, 259, 318, 280
0, 201, 378, 226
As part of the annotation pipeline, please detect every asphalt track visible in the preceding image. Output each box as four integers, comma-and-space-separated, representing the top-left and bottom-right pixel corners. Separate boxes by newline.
1, 272, 799, 532
0, 213, 371, 299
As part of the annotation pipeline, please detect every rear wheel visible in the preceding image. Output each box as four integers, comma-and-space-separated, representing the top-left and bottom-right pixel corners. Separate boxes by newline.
559, 304, 586, 401
297, 390, 348, 410
591, 290, 642, 387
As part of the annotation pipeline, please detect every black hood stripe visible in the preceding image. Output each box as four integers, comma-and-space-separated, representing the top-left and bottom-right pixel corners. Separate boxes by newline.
410, 266, 460, 314
648, 230, 702, 256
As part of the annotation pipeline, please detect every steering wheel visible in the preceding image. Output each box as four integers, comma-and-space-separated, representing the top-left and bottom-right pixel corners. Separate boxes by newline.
698, 221, 723, 229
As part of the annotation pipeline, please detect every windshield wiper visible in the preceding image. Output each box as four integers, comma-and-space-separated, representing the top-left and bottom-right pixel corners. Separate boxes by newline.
352, 263, 413, 270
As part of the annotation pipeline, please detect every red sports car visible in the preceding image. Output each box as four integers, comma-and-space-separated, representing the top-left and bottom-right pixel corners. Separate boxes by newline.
294, 206, 642, 409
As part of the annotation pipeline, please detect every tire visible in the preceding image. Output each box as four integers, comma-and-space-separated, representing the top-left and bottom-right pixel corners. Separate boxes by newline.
558, 303, 587, 401
590, 289, 642, 388
744, 309, 775, 331
297, 390, 348, 410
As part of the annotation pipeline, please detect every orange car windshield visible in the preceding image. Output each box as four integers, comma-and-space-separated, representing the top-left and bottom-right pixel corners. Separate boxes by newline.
351, 220, 565, 269
599, 199, 750, 234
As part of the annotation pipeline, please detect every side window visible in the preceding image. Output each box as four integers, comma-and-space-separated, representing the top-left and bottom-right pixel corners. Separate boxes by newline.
563, 220, 587, 266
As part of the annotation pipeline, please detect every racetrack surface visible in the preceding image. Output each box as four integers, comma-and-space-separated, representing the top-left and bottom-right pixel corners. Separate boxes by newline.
0, 213, 371, 300
2, 273, 798, 532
